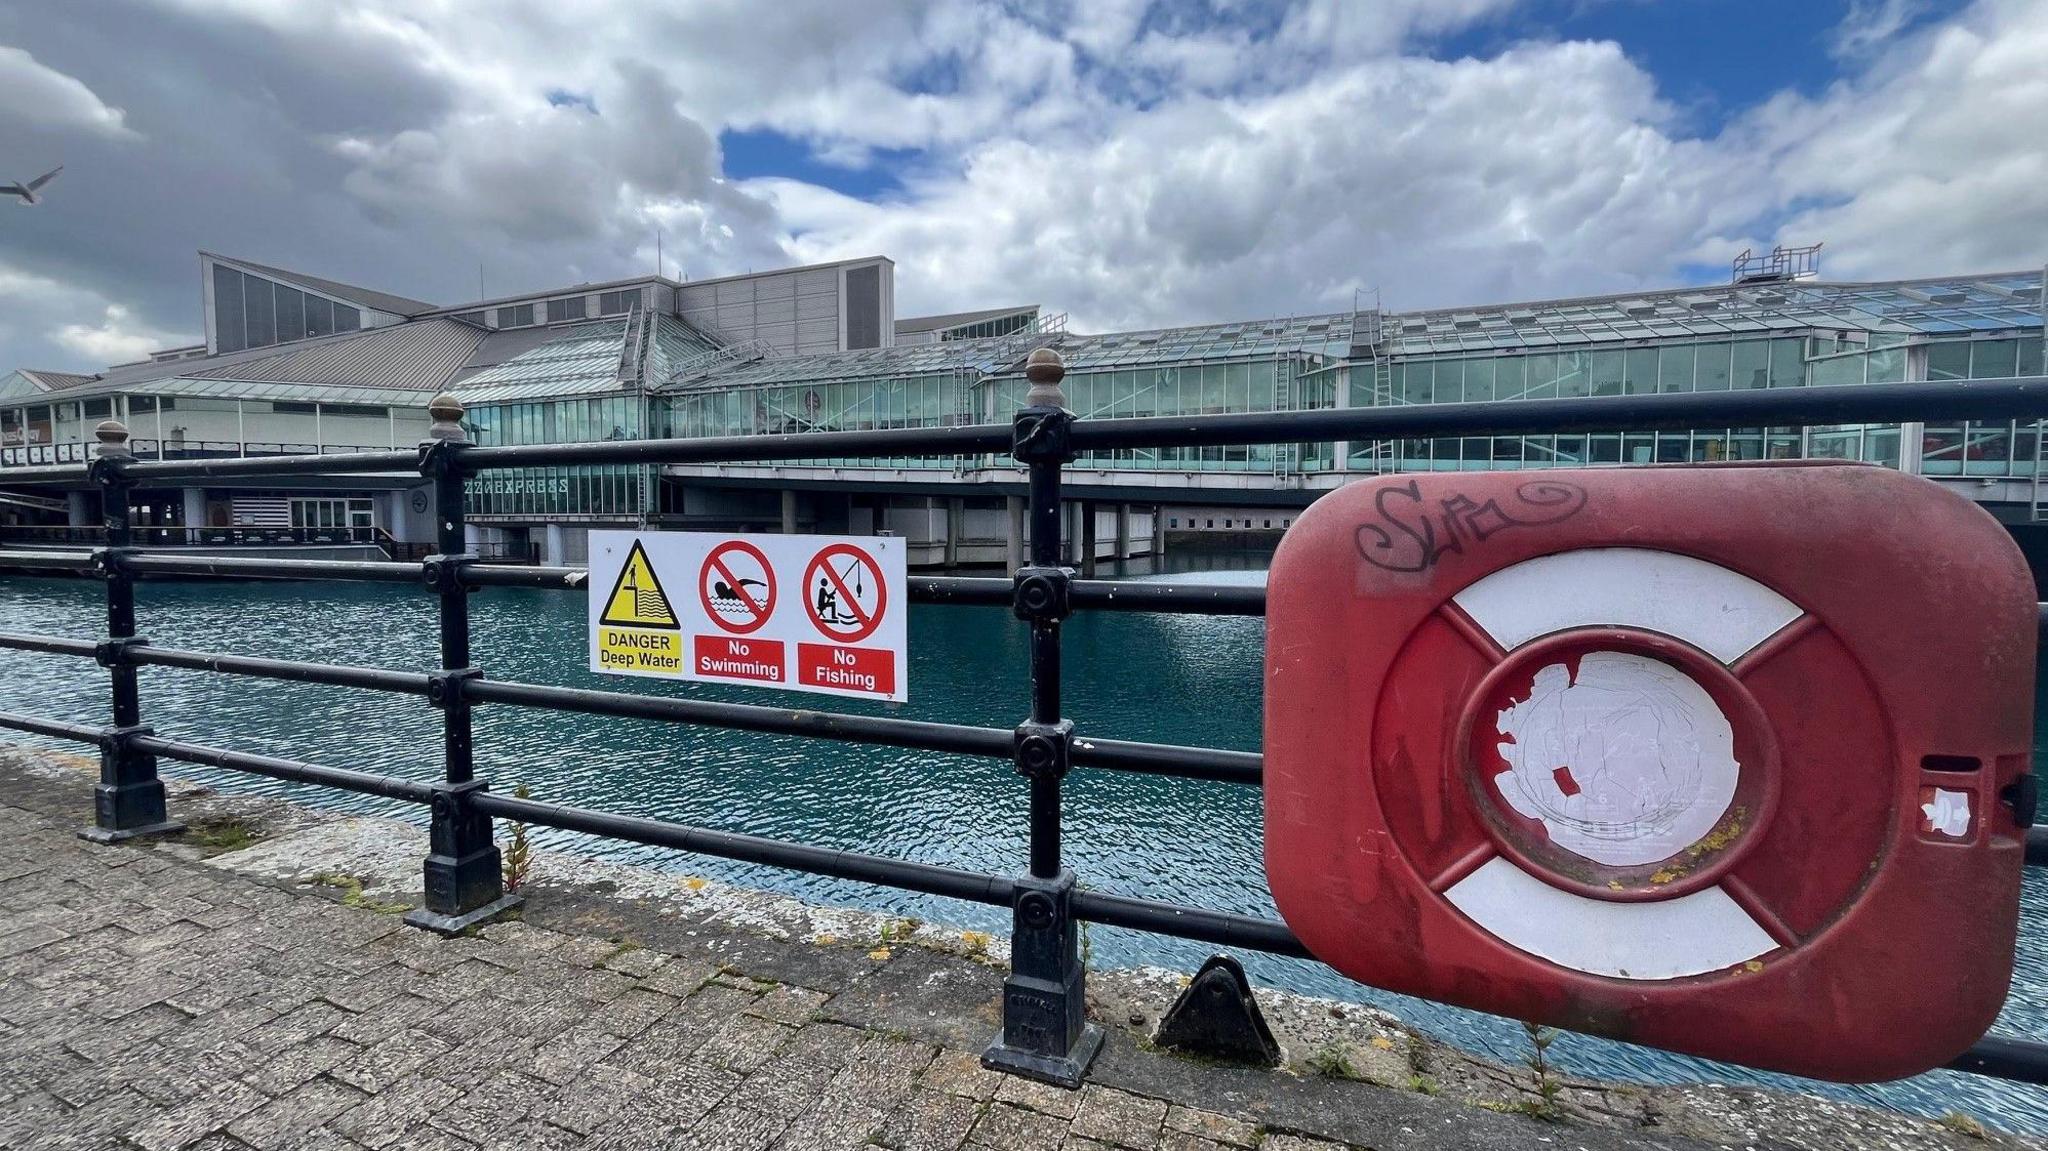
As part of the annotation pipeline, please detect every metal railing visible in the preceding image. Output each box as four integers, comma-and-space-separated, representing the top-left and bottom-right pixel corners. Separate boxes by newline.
1, 365, 2047, 1090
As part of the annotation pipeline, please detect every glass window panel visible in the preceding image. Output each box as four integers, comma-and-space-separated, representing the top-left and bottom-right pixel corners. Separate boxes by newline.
1624, 347, 1659, 395
1554, 434, 1586, 464
1588, 435, 1621, 463
1527, 354, 1556, 401
1865, 347, 1905, 383
1694, 343, 1731, 391
1655, 432, 1689, 462
1435, 359, 1463, 405
275, 286, 305, 341
1965, 421, 2014, 474
244, 276, 275, 348
335, 306, 360, 332
1810, 355, 1863, 387
1770, 339, 1805, 388
1589, 351, 1623, 397
1767, 427, 1800, 458
1554, 351, 1588, 399
1810, 427, 1859, 460
1658, 345, 1694, 393
213, 266, 245, 353
2020, 339, 2043, 378
1495, 358, 1525, 402
1731, 342, 1769, 390
1464, 359, 1495, 403
305, 295, 333, 337
1400, 361, 1432, 405
1920, 423, 1965, 474
1927, 341, 1971, 381
1972, 340, 2018, 379
1864, 426, 1902, 468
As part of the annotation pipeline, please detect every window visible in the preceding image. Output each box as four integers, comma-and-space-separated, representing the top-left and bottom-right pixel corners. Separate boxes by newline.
335, 306, 361, 332
323, 403, 388, 418
1927, 341, 1971, 381
306, 295, 335, 338
128, 396, 157, 414
1658, 345, 1695, 393
1206, 519, 1214, 528
1972, 339, 2019, 379
244, 276, 276, 347
547, 297, 583, 323
846, 265, 882, 349
214, 265, 245, 353
272, 401, 316, 414
1589, 351, 1623, 397
1623, 347, 1659, 395
1770, 339, 1805, 388
1168, 518, 1178, 528
597, 290, 635, 316
276, 286, 306, 341
82, 398, 112, 418
1694, 343, 1731, 391
1732, 342, 1769, 390
500, 303, 535, 328
451, 310, 485, 327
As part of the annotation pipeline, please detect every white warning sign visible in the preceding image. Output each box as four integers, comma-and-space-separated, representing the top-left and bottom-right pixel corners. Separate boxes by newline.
588, 530, 907, 702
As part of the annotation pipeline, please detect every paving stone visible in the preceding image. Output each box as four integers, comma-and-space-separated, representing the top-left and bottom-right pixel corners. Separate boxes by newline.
529, 1023, 628, 1086
1157, 1133, 1233, 1151
242, 1035, 362, 1096
330, 1028, 452, 1093
528, 1063, 658, 1137
327, 1076, 462, 1149
477, 1117, 586, 1150
592, 988, 677, 1038
427, 1067, 548, 1145
996, 1075, 1082, 1120
825, 1033, 937, 1112
922, 1049, 1004, 1101
684, 1099, 792, 1151
1254, 1138, 1351, 1151
126, 1079, 268, 1151
599, 945, 668, 978
632, 956, 719, 999
1162, 1106, 1258, 1149
226, 1076, 372, 1148
1069, 1086, 1167, 1149
695, 1012, 797, 1074
874, 1086, 986, 1151
968, 1102, 1071, 1151
743, 983, 830, 1026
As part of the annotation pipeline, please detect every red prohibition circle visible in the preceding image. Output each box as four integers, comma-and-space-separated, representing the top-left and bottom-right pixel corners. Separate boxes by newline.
697, 540, 777, 635
1452, 626, 1781, 903
803, 544, 887, 643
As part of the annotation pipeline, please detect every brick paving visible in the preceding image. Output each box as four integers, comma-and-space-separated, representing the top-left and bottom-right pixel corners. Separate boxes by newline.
0, 759, 1983, 1151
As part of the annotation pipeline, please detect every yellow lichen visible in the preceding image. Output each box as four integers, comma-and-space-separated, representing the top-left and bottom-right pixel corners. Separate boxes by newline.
815, 933, 838, 945
683, 877, 708, 891
1369, 1036, 1396, 1051
867, 947, 892, 961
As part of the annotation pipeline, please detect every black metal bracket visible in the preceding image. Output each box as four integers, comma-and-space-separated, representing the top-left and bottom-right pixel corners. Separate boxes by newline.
1012, 565, 1072, 622
1012, 407, 1074, 464
88, 546, 137, 579
1152, 955, 1282, 1067
78, 723, 183, 844
426, 667, 482, 709
416, 436, 465, 477
982, 868, 1102, 1088
2005, 775, 2039, 829
1014, 718, 1074, 782
404, 778, 520, 936
85, 455, 127, 489
420, 553, 478, 593
93, 636, 150, 668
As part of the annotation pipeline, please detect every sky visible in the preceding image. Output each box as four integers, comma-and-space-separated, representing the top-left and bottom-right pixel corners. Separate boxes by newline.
0, 0, 2041, 374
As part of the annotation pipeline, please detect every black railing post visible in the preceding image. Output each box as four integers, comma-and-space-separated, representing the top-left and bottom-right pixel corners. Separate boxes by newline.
80, 419, 182, 843
984, 348, 1103, 1087
405, 393, 521, 935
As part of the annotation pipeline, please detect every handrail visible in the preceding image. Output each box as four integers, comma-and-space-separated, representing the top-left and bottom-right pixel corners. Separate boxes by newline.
0, 370, 2044, 1094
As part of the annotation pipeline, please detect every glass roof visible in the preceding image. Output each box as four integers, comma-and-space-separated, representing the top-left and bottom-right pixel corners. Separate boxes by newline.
454, 320, 626, 392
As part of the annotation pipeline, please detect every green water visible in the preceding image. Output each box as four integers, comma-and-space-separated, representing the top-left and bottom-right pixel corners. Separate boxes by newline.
0, 569, 2044, 1132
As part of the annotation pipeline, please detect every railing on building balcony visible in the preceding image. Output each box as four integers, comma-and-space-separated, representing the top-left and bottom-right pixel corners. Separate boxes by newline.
1, 441, 407, 468
0, 524, 537, 564
0, 360, 2046, 1091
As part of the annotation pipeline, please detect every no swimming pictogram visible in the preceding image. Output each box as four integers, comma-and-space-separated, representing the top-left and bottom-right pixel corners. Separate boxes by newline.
698, 540, 777, 635
803, 543, 886, 643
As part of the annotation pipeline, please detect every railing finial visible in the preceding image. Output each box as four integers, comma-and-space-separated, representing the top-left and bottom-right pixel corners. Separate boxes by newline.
1024, 347, 1066, 409
93, 419, 132, 461
427, 393, 468, 444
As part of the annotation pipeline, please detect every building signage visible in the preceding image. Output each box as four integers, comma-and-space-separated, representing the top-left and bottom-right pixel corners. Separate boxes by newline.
1263, 463, 2036, 1082
588, 530, 906, 702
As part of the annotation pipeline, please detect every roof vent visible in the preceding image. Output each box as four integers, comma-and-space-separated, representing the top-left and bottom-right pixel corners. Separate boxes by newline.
1683, 295, 1721, 312
1621, 300, 1657, 317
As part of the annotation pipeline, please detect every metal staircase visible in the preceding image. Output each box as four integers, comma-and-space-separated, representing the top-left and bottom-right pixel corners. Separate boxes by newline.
616, 303, 651, 386
1352, 307, 1397, 474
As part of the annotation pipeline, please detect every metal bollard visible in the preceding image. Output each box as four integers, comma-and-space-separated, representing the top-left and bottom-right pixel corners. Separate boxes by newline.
982, 348, 1104, 1087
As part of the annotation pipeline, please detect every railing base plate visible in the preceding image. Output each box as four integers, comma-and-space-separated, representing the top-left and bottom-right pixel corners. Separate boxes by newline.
981, 1023, 1104, 1090
77, 820, 185, 845
402, 892, 524, 937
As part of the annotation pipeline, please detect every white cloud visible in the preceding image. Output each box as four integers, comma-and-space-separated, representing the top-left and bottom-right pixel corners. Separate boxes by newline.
51, 305, 182, 365
1831, 0, 1930, 58
0, 46, 136, 138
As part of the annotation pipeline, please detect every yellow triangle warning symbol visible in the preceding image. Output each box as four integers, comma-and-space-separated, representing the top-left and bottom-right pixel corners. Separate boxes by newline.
600, 539, 679, 629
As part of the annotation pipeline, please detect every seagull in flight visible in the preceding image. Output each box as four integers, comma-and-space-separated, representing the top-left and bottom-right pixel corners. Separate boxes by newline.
2, 166, 63, 205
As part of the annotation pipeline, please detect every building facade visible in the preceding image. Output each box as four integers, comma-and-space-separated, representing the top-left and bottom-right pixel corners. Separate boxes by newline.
3, 248, 2042, 569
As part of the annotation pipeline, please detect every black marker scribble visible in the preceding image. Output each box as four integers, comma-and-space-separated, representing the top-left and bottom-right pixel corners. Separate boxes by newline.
1355, 480, 1587, 572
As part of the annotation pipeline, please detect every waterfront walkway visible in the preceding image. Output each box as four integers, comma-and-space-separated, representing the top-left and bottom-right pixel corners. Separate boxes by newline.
0, 752, 2024, 1151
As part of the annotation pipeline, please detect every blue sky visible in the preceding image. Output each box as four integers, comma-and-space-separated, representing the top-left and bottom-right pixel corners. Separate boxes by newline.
0, 0, 2042, 370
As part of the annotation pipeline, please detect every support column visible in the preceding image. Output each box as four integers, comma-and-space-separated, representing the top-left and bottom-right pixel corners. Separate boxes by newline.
544, 523, 565, 566
781, 489, 798, 534
985, 347, 1101, 1088
1114, 504, 1131, 560
181, 487, 205, 545
407, 393, 519, 936
80, 419, 181, 844
1079, 501, 1097, 578
1156, 506, 1168, 558
945, 496, 964, 568
66, 490, 91, 528
1006, 495, 1025, 574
